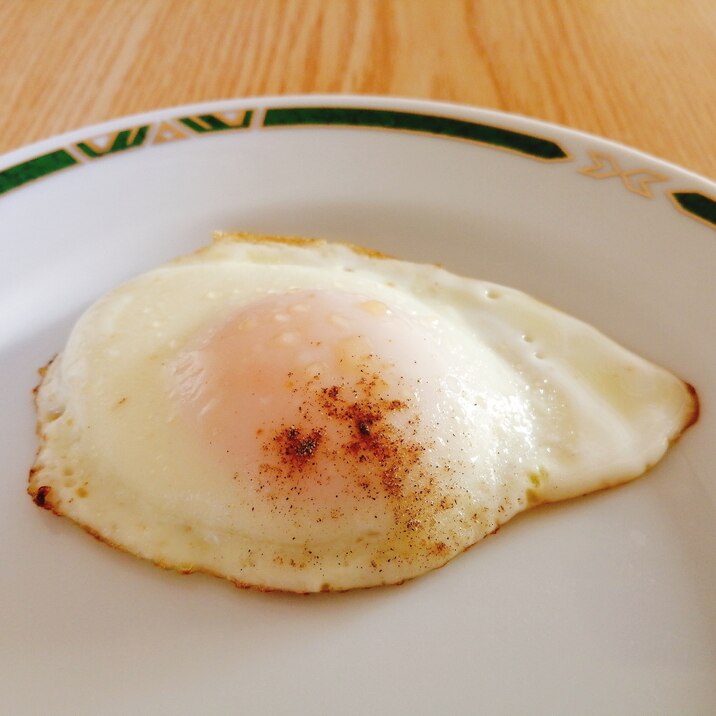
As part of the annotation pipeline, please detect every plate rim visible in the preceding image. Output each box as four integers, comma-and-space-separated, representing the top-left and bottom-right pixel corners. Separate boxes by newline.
2, 95, 714, 235
1, 93, 715, 189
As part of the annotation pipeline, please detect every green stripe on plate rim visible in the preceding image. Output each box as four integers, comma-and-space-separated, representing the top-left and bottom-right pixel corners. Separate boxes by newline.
0, 149, 78, 196
77, 126, 150, 159
179, 111, 252, 133
671, 192, 716, 229
263, 106, 569, 161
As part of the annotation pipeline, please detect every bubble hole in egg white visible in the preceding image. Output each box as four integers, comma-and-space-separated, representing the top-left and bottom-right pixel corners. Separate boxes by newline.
28, 233, 698, 593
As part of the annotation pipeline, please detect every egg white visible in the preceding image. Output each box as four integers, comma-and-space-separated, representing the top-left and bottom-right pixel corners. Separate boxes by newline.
29, 234, 697, 592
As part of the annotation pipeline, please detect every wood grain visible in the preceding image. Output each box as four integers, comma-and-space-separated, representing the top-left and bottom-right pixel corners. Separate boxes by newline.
0, 0, 714, 179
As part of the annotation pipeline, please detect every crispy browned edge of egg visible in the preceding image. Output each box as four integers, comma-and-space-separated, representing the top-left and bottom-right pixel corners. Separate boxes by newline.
26, 233, 701, 595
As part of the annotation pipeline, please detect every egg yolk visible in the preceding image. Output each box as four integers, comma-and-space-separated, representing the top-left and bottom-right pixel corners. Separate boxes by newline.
169, 290, 438, 510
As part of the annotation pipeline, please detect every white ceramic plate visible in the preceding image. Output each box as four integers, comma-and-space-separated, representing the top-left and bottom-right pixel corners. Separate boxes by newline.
2, 96, 714, 715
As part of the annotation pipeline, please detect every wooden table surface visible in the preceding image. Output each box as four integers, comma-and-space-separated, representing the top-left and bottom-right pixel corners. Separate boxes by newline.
0, 0, 714, 180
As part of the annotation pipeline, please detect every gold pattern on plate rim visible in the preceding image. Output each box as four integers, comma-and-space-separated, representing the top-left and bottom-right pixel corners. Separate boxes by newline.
151, 121, 190, 145
578, 150, 668, 198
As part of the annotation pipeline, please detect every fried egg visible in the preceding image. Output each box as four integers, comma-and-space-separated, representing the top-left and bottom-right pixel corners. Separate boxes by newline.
28, 233, 698, 592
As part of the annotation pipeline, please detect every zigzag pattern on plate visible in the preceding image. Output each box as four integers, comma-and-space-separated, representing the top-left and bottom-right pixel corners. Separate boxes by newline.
0, 106, 713, 231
